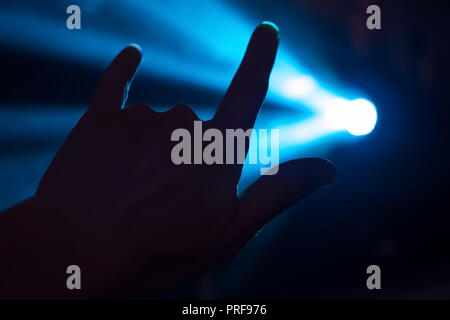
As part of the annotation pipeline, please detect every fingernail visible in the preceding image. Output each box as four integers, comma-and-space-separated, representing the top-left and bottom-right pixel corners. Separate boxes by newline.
126, 43, 143, 59
261, 21, 279, 35
305, 158, 337, 187
317, 158, 337, 185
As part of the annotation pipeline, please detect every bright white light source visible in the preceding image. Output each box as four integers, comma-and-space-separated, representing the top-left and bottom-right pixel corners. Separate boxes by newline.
324, 98, 377, 136
346, 99, 377, 135
282, 76, 316, 99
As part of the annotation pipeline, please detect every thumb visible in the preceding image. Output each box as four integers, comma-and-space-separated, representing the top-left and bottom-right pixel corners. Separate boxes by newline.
90, 44, 142, 110
233, 158, 336, 238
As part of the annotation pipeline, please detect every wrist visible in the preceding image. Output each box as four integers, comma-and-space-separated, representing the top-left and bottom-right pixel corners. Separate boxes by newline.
0, 196, 80, 298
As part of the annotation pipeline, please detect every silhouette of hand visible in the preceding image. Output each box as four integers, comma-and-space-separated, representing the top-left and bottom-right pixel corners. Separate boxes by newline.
0, 23, 336, 298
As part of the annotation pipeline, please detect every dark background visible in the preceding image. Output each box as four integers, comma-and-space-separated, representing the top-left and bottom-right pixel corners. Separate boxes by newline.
1, 0, 449, 298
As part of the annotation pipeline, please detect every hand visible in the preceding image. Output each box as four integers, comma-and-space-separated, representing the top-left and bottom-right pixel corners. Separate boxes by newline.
0, 23, 336, 298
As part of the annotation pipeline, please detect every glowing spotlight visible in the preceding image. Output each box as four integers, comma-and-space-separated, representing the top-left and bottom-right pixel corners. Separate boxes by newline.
346, 99, 377, 136
324, 98, 377, 136
281, 76, 316, 99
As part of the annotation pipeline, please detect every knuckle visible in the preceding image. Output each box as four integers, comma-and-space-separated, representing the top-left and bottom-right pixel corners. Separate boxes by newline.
127, 103, 152, 114
170, 104, 199, 120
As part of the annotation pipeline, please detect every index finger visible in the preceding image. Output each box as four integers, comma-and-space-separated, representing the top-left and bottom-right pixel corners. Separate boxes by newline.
90, 44, 142, 110
213, 22, 279, 131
